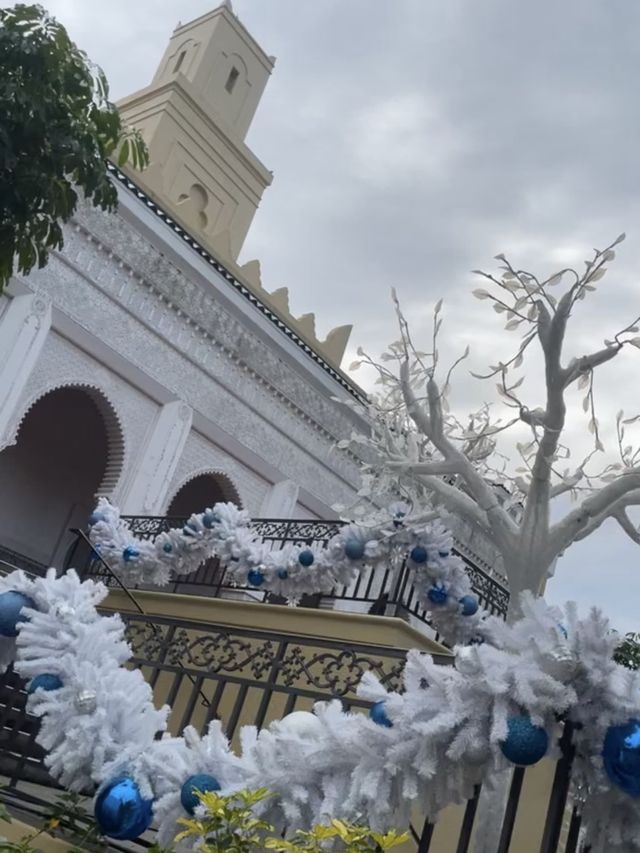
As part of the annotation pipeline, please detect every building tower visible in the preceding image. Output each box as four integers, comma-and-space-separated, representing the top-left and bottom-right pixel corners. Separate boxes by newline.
118, 1, 274, 262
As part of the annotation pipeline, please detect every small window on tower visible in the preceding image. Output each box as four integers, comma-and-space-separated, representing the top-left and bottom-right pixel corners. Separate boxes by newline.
225, 66, 240, 93
174, 51, 186, 73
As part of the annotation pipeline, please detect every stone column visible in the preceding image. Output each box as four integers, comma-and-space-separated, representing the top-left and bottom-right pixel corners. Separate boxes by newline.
0, 293, 52, 449
119, 401, 193, 514
259, 480, 300, 517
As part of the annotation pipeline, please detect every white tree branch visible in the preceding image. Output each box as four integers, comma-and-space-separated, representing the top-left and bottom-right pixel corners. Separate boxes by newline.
562, 344, 622, 388
400, 360, 518, 553
386, 460, 459, 476
518, 292, 573, 565
414, 473, 493, 536
550, 477, 640, 553
613, 508, 640, 545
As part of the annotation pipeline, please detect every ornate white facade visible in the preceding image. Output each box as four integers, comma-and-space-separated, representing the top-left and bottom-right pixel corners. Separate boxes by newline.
0, 173, 366, 566
0, 4, 366, 568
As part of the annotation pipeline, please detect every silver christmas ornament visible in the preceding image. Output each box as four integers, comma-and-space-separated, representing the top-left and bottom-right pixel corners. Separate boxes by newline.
465, 740, 492, 765
74, 689, 98, 714
455, 645, 482, 676
543, 644, 577, 681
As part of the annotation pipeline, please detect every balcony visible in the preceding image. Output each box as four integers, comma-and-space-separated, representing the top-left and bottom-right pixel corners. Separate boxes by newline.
0, 519, 585, 852
63, 515, 510, 640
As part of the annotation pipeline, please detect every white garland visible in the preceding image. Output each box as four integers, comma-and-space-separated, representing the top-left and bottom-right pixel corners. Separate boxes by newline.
88, 500, 484, 646
1, 567, 640, 851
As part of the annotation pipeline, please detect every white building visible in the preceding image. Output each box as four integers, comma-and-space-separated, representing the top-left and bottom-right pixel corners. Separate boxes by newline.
0, 3, 366, 571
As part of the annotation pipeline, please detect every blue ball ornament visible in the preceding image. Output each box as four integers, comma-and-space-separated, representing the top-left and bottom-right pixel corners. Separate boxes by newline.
427, 584, 448, 606
277, 569, 289, 580
163, 542, 173, 554
298, 549, 314, 567
88, 511, 105, 526
94, 777, 153, 840
500, 714, 548, 766
410, 546, 428, 564
344, 539, 365, 560
459, 595, 479, 616
202, 511, 219, 529
122, 545, 139, 563
247, 569, 265, 587
602, 718, 640, 796
180, 773, 221, 814
28, 673, 63, 694
0, 591, 36, 637
369, 700, 393, 728
439, 550, 450, 558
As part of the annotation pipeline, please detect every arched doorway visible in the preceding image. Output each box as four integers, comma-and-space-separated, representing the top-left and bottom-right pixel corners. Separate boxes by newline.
0, 385, 124, 569
167, 472, 241, 517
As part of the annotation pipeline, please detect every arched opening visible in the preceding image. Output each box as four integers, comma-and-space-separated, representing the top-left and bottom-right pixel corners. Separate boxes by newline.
165, 472, 242, 597
0, 386, 124, 570
167, 472, 241, 518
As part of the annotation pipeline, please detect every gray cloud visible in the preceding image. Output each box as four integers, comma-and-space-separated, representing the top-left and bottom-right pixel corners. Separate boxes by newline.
44, 0, 640, 632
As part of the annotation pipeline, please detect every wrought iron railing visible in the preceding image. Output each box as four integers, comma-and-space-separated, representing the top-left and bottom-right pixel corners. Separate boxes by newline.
0, 546, 47, 578
0, 552, 583, 851
0, 608, 586, 853
64, 515, 510, 623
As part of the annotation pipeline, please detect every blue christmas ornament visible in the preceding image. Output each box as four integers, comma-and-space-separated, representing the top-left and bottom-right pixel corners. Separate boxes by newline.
247, 569, 265, 587
94, 777, 153, 840
500, 714, 548, 766
163, 542, 173, 554
345, 539, 365, 560
410, 546, 428, 564
369, 700, 393, 728
202, 511, 219, 529
459, 594, 479, 616
602, 718, 640, 796
0, 591, 35, 637
277, 569, 289, 580
427, 584, 448, 606
122, 546, 139, 563
180, 773, 221, 815
88, 511, 105, 526
298, 549, 314, 567
439, 550, 450, 558
28, 673, 63, 694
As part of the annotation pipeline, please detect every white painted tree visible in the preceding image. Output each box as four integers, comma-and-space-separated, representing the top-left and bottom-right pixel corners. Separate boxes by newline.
343, 234, 640, 617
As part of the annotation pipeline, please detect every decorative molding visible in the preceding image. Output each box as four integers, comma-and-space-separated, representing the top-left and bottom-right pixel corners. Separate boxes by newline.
167, 431, 269, 515
259, 480, 300, 518
38, 233, 363, 510
106, 162, 365, 400
0, 294, 52, 449
165, 466, 243, 510
3, 378, 126, 497
9, 331, 161, 504
62, 218, 361, 456
120, 401, 193, 514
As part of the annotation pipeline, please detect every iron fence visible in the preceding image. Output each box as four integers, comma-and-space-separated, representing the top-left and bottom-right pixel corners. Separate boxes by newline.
0, 600, 586, 852
65, 515, 510, 625
0, 546, 47, 578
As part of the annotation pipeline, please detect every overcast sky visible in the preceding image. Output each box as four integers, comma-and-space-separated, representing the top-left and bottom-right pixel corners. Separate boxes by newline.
43, 0, 640, 633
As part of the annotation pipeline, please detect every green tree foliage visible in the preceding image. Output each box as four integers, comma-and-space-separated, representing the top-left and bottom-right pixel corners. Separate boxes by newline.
614, 632, 640, 670
0, 3, 148, 292
175, 788, 409, 853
